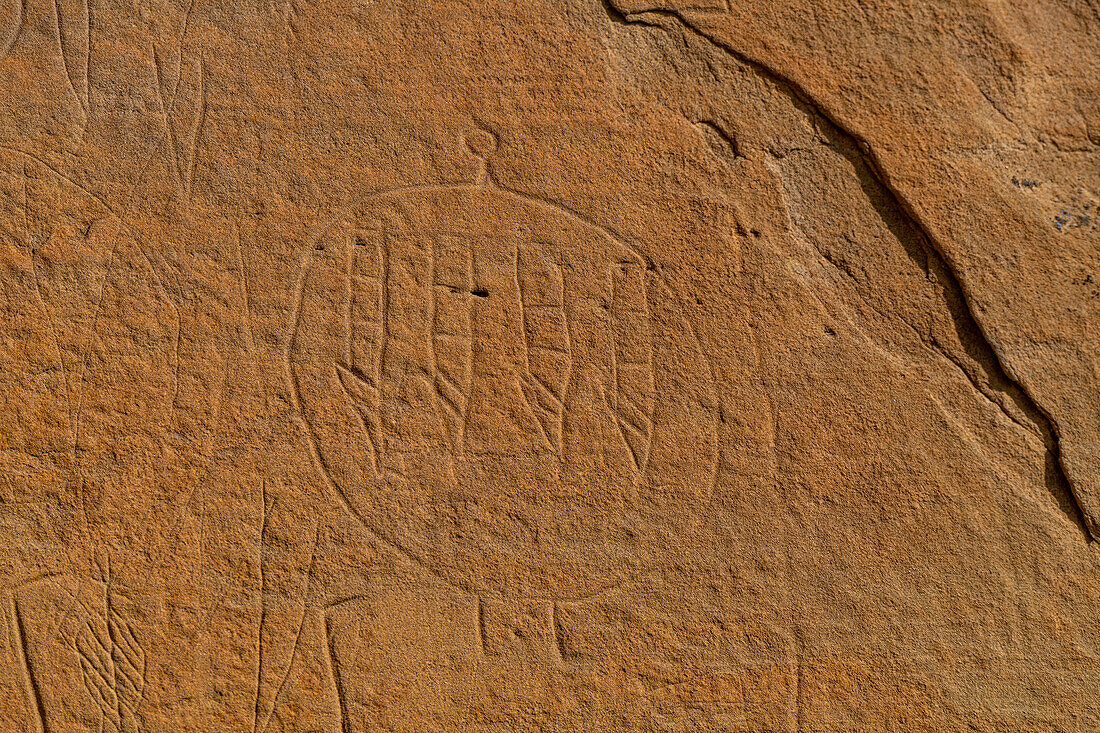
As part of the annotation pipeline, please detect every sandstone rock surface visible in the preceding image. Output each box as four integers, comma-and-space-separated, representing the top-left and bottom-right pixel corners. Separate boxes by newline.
0, 1, 1096, 730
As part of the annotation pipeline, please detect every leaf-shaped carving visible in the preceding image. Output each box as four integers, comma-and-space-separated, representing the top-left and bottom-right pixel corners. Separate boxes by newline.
608, 261, 654, 477
516, 242, 569, 454
0, 0, 22, 64
152, 47, 207, 204
76, 594, 146, 733
429, 233, 473, 454
336, 362, 383, 478
54, 0, 89, 115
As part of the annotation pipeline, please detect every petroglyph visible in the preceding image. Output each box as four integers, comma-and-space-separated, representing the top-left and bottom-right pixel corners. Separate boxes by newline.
7, 567, 146, 733
268, 128, 721, 726
287, 130, 719, 601
2, 0, 1098, 728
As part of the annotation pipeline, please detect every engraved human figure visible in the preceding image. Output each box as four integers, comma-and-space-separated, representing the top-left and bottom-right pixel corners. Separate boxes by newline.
277, 130, 718, 729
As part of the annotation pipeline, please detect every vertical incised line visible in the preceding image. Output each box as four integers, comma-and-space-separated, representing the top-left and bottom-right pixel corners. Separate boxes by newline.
11, 595, 47, 733
343, 233, 353, 366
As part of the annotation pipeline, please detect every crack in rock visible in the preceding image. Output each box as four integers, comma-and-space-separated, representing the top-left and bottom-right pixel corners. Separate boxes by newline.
605, 0, 1095, 539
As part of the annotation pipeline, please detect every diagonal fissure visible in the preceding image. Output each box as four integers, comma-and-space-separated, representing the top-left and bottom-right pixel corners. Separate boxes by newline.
606, 1, 1093, 538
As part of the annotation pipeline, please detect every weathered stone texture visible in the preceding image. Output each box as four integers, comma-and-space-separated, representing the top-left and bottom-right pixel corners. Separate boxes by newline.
0, 1, 1097, 730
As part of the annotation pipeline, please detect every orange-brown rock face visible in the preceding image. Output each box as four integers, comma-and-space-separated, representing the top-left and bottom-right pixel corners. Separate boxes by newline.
0, 1, 1096, 730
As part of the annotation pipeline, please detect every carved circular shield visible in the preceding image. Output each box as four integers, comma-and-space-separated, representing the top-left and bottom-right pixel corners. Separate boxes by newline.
288, 148, 718, 600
